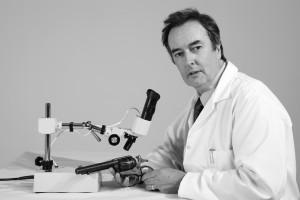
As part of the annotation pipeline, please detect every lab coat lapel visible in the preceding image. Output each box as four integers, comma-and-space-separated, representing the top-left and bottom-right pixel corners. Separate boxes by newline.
192, 61, 238, 127
193, 95, 214, 127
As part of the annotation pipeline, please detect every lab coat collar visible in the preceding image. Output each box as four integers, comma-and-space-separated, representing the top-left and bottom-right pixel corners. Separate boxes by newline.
212, 61, 238, 103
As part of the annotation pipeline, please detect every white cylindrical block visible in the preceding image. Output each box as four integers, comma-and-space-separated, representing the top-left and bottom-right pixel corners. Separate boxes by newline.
38, 118, 58, 134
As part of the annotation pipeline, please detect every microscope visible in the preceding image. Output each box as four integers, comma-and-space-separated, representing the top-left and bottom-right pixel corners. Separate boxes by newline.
34, 89, 160, 192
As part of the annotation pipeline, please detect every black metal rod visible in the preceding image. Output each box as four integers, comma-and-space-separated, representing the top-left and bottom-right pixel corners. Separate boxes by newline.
45, 103, 51, 118
44, 103, 52, 171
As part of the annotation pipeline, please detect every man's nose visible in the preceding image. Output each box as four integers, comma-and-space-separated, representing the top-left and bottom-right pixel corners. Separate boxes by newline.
185, 52, 196, 66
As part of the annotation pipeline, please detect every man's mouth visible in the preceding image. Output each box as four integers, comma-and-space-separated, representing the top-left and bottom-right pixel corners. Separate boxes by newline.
188, 70, 201, 77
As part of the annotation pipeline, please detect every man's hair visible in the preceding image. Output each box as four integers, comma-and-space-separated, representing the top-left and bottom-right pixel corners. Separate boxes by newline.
162, 8, 226, 62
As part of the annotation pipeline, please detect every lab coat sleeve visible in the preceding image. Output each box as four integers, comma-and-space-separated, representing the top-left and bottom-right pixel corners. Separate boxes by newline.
178, 83, 291, 199
146, 108, 189, 171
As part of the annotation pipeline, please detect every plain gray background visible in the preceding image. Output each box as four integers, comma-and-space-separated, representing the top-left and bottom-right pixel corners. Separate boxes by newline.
0, 0, 299, 188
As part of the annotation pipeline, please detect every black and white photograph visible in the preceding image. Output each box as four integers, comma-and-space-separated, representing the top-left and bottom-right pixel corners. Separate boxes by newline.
0, 0, 299, 199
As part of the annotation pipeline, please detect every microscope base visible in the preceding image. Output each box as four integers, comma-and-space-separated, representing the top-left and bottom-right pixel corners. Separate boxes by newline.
33, 168, 101, 193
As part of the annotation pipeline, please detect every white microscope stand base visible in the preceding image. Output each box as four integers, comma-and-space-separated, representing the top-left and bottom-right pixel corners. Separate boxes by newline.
33, 167, 101, 193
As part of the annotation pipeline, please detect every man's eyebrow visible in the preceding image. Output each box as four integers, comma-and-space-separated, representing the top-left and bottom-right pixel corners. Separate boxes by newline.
188, 40, 202, 47
170, 40, 203, 54
171, 48, 181, 54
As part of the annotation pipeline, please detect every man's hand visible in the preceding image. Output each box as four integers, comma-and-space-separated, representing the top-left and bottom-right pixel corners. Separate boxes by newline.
109, 168, 140, 187
142, 168, 186, 194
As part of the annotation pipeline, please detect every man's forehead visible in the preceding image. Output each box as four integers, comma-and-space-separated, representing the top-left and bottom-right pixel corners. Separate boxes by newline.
168, 20, 209, 49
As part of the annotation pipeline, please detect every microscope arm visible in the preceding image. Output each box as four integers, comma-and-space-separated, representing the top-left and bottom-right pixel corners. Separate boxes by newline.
59, 121, 135, 149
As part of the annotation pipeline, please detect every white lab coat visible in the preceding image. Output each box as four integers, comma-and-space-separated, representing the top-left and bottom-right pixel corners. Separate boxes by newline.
147, 61, 299, 200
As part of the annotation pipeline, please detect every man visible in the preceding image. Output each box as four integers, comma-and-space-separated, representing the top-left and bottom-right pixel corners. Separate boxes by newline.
114, 8, 299, 199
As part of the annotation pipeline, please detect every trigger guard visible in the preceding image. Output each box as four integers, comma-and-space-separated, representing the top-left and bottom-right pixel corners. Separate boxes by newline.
119, 174, 141, 186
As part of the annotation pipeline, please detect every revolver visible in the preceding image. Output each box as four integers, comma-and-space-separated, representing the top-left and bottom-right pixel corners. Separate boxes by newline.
75, 155, 153, 186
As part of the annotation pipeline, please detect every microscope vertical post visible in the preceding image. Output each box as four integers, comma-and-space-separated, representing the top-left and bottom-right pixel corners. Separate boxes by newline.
44, 103, 52, 171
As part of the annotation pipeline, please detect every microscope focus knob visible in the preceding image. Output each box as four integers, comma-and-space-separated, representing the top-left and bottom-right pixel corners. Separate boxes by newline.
35, 156, 44, 167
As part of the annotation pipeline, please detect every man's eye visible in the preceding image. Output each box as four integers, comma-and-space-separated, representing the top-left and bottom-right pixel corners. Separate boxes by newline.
174, 52, 183, 58
192, 46, 201, 52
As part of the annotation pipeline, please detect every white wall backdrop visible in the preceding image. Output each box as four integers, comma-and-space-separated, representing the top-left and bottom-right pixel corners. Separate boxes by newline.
0, 0, 299, 187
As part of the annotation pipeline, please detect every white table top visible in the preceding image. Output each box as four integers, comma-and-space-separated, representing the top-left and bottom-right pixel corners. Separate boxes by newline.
0, 151, 185, 200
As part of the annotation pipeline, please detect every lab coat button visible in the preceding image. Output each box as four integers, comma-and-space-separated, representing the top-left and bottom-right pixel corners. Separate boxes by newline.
187, 145, 191, 149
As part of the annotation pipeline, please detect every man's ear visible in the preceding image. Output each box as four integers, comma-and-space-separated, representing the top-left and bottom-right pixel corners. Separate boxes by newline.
216, 44, 222, 60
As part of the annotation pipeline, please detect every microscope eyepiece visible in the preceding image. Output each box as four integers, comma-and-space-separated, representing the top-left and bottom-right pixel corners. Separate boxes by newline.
141, 89, 160, 121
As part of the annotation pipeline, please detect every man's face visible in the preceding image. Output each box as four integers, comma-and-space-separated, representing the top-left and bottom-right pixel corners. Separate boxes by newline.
168, 20, 222, 94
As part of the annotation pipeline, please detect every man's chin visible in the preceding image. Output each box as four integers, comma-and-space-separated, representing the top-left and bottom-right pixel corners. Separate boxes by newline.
190, 83, 208, 94
188, 81, 203, 89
